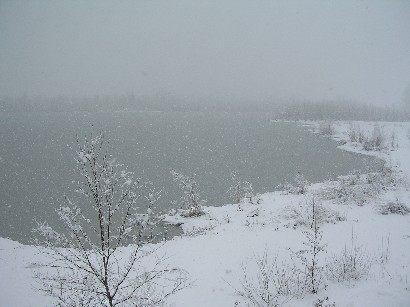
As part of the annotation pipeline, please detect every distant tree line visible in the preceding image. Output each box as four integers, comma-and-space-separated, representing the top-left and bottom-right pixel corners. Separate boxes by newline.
273, 100, 409, 122
0, 94, 408, 121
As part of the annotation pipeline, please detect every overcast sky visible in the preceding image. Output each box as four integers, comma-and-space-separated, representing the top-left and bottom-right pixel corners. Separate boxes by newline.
0, 0, 409, 105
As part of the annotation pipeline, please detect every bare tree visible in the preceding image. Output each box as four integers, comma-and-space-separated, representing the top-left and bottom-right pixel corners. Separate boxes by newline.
32, 134, 188, 306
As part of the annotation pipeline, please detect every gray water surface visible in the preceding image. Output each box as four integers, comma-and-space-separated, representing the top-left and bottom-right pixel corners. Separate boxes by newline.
0, 111, 371, 244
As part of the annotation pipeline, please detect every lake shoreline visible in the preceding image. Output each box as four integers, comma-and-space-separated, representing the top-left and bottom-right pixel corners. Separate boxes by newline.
1, 120, 410, 306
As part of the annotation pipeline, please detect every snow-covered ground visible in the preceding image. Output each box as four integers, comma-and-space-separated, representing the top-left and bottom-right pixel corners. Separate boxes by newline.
1, 121, 410, 306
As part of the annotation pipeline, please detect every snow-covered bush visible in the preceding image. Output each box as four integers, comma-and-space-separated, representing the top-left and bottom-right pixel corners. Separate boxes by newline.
348, 123, 386, 151
319, 174, 377, 206
227, 172, 261, 205
319, 161, 403, 206
348, 126, 357, 142
379, 199, 410, 215
363, 124, 385, 151
348, 124, 365, 143
171, 170, 205, 217
326, 235, 372, 283
284, 198, 345, 228
367, 159, 404, 191
313, 297, 336, 307
32, 134, 188, 307
279, 173, 309, 195
235, 250, 305, 307
318, 121, 335, 136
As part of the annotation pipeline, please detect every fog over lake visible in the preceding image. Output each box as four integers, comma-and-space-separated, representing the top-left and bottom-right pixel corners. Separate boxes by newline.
1, 1, 409, 106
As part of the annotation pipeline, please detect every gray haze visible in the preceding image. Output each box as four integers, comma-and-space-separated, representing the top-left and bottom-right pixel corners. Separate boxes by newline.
1, 0, 409, 105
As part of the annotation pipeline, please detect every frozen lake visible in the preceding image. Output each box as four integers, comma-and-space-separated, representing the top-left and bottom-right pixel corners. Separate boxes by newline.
0, 111, 372, 244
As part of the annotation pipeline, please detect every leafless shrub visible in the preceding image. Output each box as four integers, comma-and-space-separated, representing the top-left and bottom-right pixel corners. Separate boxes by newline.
235, 250, 305, 307
237, 199, 330, 305
348, 126, 357, 142
348, 124, 365, 143
227, 171, 260, 205
318, 121, 335, 136
319, 174, 377, 206
348, 123, 386, 151
171, 170, 205, 217
326, 230, 372, 283
368, 159, 404, 190
319, 161, 403, 206
279, 173, 309, 195
284, 198, 345, 228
